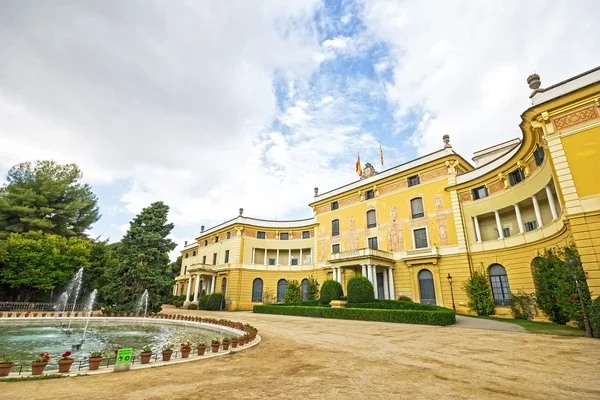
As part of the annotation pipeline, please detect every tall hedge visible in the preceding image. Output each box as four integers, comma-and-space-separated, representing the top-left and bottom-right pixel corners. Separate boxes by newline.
347, 275, 374, 303
589, 296, 600, 338
206, 293, 225, 311
320, 280, 343, 305
463, 270, 495, 316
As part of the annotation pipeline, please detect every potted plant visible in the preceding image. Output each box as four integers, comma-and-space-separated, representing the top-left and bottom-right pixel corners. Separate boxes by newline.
211, 339, 220, 353
31, 353, 50, 376
58, 351, 75, 373
0, 354, 15, 377
162, 344, 174, 361
222, 337, 231, 351
88, 349, 104, 370
180, 341, 192, 358
230, 337, 239, 348
140, 345, 152, 364
196, 343, 207, 356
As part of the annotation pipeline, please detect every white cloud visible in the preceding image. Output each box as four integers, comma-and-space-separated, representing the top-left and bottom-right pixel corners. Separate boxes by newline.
322, 36, 350, 49
361, 0, 600, 159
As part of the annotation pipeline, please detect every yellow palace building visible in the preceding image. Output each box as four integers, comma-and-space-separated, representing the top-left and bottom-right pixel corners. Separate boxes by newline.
174, 66, 600, 313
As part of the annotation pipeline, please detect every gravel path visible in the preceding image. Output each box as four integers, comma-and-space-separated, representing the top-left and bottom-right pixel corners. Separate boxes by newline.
453, 315, 527, 332
2, 306, 598, 400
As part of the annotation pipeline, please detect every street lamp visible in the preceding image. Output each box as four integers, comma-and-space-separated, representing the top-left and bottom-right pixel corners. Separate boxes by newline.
447, 273, 456, 313
566, 257, 593, 338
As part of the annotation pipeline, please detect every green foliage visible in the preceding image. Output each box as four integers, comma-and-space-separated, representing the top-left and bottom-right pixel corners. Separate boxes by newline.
319, 280, 343, 305
253, 305, 456, 326
86, 240, 120, 306
102, 202, 176, 313
0, 231, 92, 300
589, 296, 600, 338
168, 256, 182, 279
283, 280, 301, 304
346, 275, 374, 303
509, 290, 537, 320
271, 300, 323, 307
0, 160, 100, 239
174, 300, 184, 308
198, 295, 209, 310
187, 303, 198, 310
206, 293, 225, 311
346, 300, 448, 312
533, 245, 591, 328
463, 270, 495, 316
397, 295, 413, 302
307, 276, 320, 301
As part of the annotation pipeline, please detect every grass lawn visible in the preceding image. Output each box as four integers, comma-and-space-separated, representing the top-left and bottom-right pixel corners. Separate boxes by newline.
460, 314, 585, 337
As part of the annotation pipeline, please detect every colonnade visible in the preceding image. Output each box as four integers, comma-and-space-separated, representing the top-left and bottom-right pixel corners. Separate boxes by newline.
331, 265, 395, 300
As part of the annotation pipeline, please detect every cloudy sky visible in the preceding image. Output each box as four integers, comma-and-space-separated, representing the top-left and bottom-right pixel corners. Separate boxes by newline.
1, 0, 598, 257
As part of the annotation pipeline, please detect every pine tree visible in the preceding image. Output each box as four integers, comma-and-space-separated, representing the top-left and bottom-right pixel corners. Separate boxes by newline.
105, 202, 176, 312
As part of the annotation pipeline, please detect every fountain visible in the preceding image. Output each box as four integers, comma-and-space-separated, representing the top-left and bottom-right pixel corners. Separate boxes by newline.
65, 268, 84, 332
136, 289, 149, 327
75, 289, 98, 349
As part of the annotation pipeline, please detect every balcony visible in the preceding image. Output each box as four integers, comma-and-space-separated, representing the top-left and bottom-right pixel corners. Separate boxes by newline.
188, 263, 230, 273
403, 247, 440, 266
329, 248, 395, 267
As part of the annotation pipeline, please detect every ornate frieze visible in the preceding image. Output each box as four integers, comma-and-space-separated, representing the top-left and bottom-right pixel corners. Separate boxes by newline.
552, 105, 599, 131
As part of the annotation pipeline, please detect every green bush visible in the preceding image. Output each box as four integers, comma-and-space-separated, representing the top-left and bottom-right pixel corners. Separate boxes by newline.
347, 300, 447, 312
199, 295, 209, 310
187, 303, 198, 310
319, 280, 343, 305
307, 276, 320, 300
171, 295, 186, 305
463, 270, 495, 316
284, 280, 302, 304
589, 296, 600, 338
347, 275, 374, 303
509, 290, 536, 320
174, 300, 184, 308
397, 295, 413, 302
272, 300, 323, 307
253, 305, 455, 326
206, 293, 225, 311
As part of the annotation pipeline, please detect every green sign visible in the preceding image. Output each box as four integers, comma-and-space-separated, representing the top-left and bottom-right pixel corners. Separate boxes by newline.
116, 348, 133, 365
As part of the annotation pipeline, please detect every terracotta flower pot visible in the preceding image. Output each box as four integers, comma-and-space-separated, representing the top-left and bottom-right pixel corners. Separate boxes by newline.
181, 349, 191, 358
211, 343, 220, 353
196, 346, 206, 356
140, 352, 152, 364
58, 359, 74, 373
0, 362, 15, 377
162, 350, 173, 361
31, 361, 48, 376
238, 338, 245, 346
231, 339, 238, 348
222, 342, 230, 351
88, 357, 103, 370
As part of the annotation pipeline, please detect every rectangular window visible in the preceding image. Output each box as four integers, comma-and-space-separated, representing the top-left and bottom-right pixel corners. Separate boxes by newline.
472, 186, 488, 200
533, 145, 545, 166
224, 250, 229, 263
508, 169, 525, 186
332, 244, 340, 254
302, 231, 310, 239
410, 198, 425, 219
331, 201, 339, 210
257, 231, 266, 239
202, 255, 206, 264
408, 175, 420, 187
279, 232, 289, 240
291, 258, 298, 266
212, 253, 217, 265
184, 266, 187, 275
365, 190, 375, 200
502, 227, 510, 238
524, 221, 538, 232
227, 232, 231, 239
367, 237, 378, 250
332, 219, 340, 236
413, 228, 428, 249
268, 258, 276, 265
367, 210, 377, 228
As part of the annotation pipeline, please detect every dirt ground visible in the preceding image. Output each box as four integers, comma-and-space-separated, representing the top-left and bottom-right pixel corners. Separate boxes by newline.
2, 306, 599, 400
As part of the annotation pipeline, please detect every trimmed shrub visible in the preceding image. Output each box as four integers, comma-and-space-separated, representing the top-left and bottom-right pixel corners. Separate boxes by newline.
174, 300, 184, 308
320, 280, 343, 305
199, 295, 209, 310
272, 300, 323, 307
347, 300, 446, 312
397, 295, 413, 302
187, 303, 198, 310
307, 276, 320, 300
253, 305, 455, 326
463, 270, 495, 316
509, 290, 536, 320
347, 275, 375, 303
206, 293, 226, 311
590, 296, 600, 338
284, 280, 302, 304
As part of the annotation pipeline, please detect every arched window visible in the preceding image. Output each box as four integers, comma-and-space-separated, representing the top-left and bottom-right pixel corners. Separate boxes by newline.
204, 240, 208, 246
332, 219, 340, 236
192, 251, 196, 256
410, 198, 424, 219
418, 269, 436, 305
221, 277, 227, 297
277, 279, 288, 302
489, 264, 511, 306
185, 253, 189, 258
366, 210, 377, 228
301, 278, 310, 301
251, 278, 263, 302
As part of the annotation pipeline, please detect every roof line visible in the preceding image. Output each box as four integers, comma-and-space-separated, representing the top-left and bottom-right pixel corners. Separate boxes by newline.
530, 66, 600, 98
472, 138, 521, 157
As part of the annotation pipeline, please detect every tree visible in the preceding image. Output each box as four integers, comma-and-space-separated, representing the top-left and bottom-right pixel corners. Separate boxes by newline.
463, 270, 495, 316
0, 231, 92, 301
307, 275, 320, 301
168, 255, 182, 279
284, 280, 301, 304
0, 160, 100, 239
103, 202, 176, 312
347, 275, 374, 303
319, 280, 343, 305
84, 239, 121, 306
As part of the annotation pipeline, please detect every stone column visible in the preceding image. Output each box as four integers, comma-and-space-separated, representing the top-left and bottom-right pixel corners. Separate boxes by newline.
288, 249, 292, 266
276, 249, 279, 265
532, 195, 543, 228
367, 264, 373, 287
372, 266, 379, 299
362, 264, 367, 277
263, 249, 267, 265
300, 249, 303, 265
211, 276, 216, 294
252, 248, 255, 264
514, 203, 524, 234
382, 268, 390, 300
388, 268, 396, 300
546, 185, 558, 220
494, 211, 504, 239
473, 216, 482, 242
172, 284, 177, 296
193, 275, 201, 302
185, 276, 192, 302
338, 268, 343, 286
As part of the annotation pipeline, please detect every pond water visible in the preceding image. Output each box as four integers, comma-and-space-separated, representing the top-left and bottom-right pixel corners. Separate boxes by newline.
0, 319, 234, 368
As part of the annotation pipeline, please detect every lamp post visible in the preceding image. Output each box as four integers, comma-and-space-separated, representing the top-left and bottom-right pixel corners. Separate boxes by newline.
447, 273, 456, 313
566, 257, 593, 338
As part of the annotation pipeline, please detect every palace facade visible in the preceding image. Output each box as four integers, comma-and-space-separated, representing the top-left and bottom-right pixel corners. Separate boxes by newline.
174, 66, 600, 313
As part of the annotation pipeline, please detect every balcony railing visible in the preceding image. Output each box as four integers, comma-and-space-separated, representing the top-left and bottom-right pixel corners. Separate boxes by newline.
329, 248, 394, 262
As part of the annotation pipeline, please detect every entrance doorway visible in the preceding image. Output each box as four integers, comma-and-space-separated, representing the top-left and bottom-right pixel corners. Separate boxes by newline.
418, 269, 436, 305
376, 272, 385, 300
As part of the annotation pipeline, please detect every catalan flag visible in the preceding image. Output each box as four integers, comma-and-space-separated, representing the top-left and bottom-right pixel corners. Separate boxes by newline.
356, 154, 363, 177
379, 142, 384, 167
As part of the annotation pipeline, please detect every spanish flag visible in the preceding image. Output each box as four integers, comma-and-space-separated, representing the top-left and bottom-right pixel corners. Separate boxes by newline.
356, 154, 363, 177
379, 142, 384, 167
